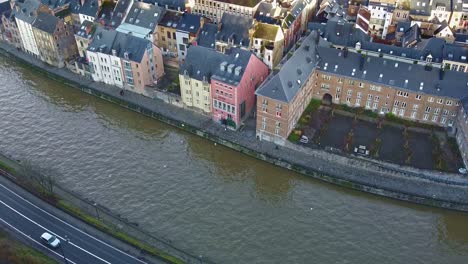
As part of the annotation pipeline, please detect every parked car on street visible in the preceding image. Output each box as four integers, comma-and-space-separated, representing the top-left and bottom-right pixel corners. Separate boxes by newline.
459, 168, 468, 175
300, 135, 309, 144
40, 232, 60, 248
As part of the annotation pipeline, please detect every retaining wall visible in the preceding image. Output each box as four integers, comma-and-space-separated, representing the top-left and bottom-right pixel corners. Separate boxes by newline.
1, 42, 467, 212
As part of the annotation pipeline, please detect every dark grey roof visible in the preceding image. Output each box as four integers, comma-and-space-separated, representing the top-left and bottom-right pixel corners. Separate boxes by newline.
14, 0, 40, 24
158, 10, 180, 28
144, 0, 185, 12
410, 0, 431, 15
256, 31, 321, 102
211, 48, 253, 85
32, 12, 59, 33
40, 0, 70, 10
180, 46, 253, 85
78, 0, 99, 17
396, 22, 411, 33
462, 96, 468, 116
76, 20, 101, 39
316, 46, 468, 99
0, 1, 11, 17
97, 0, 130, 28
176, 13, 201, 34
216, 13, 252, 48
254, 2, 286, 25
87, 29, 150, 63
434, 20, 452, 35
402, 24, 421, 47
196, 23, 217, 49
124, 2, 165, 30
455, 33, 468, 44
308, 19, 370, 47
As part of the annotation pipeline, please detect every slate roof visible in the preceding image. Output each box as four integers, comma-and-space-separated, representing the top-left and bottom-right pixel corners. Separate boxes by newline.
176, 13, 202, 34
32, 12, 59, 33
0, 1, 11, 16
410, 0, 431, 15
462, 96, 468, 116
14, 0, 41, 24
434, 20, 453, 35
196, 23, 217, 49
455, 33, 468, 44
254, 2, 287, 25
216, 13, 253, 48
316, 46, 468, 100
256, 31, 468, 103
77, 0, 99, 17
308, 18, 370, 47
123, 2, 165, 30
87, 29, 150, 63
158, 10, 181, 28
180, 46, 253, 85
144, 0, 185, 12
40, 0, 70, 10
402, 23, 421, 47
255, 31, 322, 102
396, 22, 411, 33
75, 20, 100, 39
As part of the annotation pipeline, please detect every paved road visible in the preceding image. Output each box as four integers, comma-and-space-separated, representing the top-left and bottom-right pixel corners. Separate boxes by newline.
0, 182, 154, 264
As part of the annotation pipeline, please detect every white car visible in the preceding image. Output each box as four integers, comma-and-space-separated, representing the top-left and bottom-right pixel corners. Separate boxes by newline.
40, 232, 60, 248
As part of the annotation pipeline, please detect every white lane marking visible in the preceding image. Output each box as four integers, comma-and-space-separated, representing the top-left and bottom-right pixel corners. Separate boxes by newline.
0, 217, 77, 264
0, 199, 111, 264
0, 183, 147, 264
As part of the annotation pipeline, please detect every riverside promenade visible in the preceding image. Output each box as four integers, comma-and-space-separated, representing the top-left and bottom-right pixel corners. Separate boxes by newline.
1, 42, 468, 211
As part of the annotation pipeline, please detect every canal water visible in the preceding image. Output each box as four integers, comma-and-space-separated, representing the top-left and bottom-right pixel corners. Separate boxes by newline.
0, 57, 467, 264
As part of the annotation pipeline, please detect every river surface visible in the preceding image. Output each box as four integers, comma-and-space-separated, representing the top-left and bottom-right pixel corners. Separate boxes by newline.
1, 56, 468, 264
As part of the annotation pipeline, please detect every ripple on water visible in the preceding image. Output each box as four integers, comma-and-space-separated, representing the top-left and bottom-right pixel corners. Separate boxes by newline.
0, 57, 467, 264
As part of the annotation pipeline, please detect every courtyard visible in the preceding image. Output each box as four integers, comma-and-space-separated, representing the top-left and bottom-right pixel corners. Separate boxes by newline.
291, 101, 463, 172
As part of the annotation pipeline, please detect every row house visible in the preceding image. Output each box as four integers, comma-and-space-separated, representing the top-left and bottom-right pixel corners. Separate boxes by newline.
455, 97, 468, 168
14, 0, 41, 57
0, 0, 11, 41
192, 0, 262, 23
158, 11, 203, 60
71, 0, 101, 25
368, 1, 394, 39
179, 45, 268, 129
157, 10, 180, 57
32, 12, 77, 67
116, 1, 165, 43
281, 0, 315, 52
86, 29, 164, 94
95, 0, 133, 29
151, 0, 187, 13
74, 20, 102, 77
251, 22, 284, 69
1, 2, 22, 48
255, 31, 468, 145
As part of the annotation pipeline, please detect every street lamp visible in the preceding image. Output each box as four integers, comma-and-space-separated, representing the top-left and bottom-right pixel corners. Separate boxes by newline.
60, 235, 70, 264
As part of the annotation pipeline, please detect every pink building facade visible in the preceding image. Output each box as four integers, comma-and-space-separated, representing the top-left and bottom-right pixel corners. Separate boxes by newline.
211, 52, 269, 129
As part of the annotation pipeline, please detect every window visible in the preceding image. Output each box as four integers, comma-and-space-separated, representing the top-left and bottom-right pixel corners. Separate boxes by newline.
394, 101, 400, 107
367, 94, 373, 100
432, 115, 438, 122
320, 83, 330, 90
423, 114, 429, 120
359, 82, 364, 88
357, 92, 362, 99
401, 102, 407, 108
262, 117, 266, 130
446, 100, 453, 106
374, 96, 380, 102
415, 94, 422, 100
428, 97, 434, 102
397, 91, 409, 97
425, 106, 431, 113
338, 78, 343, 83
440, 117, 447, 124
322, 75, 331, 80
356, 98, 361, 106
411, 111, 417, 119
275, 122, 281, 135
399, 109, 405, 116
348, 80, 355, 85
412, 104, 419, 110
347, 90, 352, 96
436, 99, 443, 104
443, 109, 449, 116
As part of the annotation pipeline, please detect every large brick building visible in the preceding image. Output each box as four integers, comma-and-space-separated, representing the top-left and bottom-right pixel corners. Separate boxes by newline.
255, 31, 468, 145
456, 98, 468, 169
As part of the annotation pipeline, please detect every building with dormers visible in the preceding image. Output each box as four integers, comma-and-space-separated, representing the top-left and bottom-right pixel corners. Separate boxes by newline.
179, 45, 268, 129
255, 31, 468, 145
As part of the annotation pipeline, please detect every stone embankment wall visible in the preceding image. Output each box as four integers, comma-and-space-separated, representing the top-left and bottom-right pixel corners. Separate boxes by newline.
1, 42, 467, 212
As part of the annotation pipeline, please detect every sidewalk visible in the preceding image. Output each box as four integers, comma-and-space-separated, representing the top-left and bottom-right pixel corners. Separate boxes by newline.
1, 41, 467, 211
